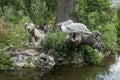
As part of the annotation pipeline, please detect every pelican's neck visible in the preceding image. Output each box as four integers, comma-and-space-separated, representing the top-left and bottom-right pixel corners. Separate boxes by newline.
62, 20, 73, 26
60, 20, 73, 33
61, 24, 67, 32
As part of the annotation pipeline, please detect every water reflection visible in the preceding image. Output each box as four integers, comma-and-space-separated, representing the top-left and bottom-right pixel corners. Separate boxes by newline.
43, 54, 116, 80
0, 69, 44, 80
0, 54, 120, 80
98, 54, 120, 80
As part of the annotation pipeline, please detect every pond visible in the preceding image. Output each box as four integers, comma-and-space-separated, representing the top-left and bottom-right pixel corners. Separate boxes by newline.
0, 54, 120, 80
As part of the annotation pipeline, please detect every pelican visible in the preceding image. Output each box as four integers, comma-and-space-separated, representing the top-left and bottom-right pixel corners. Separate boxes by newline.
56, 19, 92, 34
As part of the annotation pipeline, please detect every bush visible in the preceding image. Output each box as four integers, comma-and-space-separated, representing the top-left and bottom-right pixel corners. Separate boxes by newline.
42, 30, 68, 56
75, 0, 112, 30
100, 23, 118, 52
83, 45, 103, 65
1, 5, 26, 24
30, 0, 47, 24
75, 0, 118, 53
116, 5, 120, 46
0, 51, 13, 70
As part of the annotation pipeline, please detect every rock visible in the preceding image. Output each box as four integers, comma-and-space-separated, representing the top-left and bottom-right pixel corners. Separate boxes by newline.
84, 31, 105, 51
22, 49, 39, 56
9, 49, 55, 69
37, 53, 55, 70
4, 30, 104, 70
9, 49, 40, 68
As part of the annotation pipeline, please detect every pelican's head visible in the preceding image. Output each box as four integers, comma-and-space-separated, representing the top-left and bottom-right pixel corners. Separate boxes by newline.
56, 19, 73, 27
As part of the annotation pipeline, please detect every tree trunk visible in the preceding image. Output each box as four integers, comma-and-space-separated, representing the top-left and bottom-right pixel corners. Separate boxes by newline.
56, 0, 77, 23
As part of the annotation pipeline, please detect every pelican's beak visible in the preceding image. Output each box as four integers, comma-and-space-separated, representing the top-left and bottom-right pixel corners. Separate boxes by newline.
56, 22, 63, 27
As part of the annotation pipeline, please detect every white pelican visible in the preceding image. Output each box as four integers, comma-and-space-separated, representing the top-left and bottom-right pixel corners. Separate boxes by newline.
56, 19, 92, 34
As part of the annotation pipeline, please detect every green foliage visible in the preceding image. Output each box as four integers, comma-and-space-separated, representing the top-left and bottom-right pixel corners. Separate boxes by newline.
0, 51, 13, 70
75, 0, 112, 30
75, 0, 118, 52
100, 23, 118, 51
0, 0, 118, 67
0, 17, 28, 49
0, 0, 26, 23
116, 5, 120, 46
45, 0, 57, 14
42, 30, 67, 56
42, 31, 103, 65
83, 45, 103, 65
30, 0, 47, 24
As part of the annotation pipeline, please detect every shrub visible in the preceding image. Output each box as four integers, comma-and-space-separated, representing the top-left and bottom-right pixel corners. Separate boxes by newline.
42, 30, 68, 56
100, 23, 118, 52
2, 5, 26, 24
116, 5, 120, 46
0, 51, 13, 70
30, 0, 47, 24
75, 0, 112, 30
83, 45, 103, 65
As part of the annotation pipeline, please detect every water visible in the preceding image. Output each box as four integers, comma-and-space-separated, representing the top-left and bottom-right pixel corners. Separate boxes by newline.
0, 54, 120, 80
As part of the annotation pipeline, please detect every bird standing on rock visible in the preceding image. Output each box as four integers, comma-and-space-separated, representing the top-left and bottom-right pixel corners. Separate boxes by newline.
56, 19, 92, 35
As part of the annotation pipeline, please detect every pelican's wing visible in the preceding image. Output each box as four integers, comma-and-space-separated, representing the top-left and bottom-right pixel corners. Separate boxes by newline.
66, 23, 91, 33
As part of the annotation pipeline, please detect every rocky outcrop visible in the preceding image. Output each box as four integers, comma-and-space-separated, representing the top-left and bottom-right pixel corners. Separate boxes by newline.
3, 30, 104, 70
6, 49, 55, 69
8, 49, 39, 67
37, 53, 55, 70
67, 30, 104, 51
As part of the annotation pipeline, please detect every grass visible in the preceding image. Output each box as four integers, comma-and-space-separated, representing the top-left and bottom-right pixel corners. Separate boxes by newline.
0, 17, 28, 50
